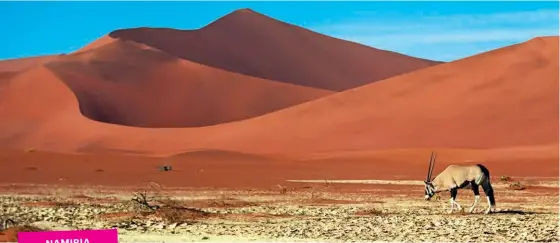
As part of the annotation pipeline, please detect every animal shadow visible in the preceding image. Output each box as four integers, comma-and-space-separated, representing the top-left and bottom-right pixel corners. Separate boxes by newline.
493, 209, 538, 215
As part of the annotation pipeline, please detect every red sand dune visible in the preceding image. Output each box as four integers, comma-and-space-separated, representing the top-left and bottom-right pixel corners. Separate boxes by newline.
0, 37, 556, 161
204, 36, 559, 155
0, 54, 62, 72
0, 37, 557, 188
80, 8, 441, 91
44, 40, 332, 127
0, 55, 63, 88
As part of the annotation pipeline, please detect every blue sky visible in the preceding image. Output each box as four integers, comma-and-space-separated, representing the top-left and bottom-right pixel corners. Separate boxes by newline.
0, 1, 558, 61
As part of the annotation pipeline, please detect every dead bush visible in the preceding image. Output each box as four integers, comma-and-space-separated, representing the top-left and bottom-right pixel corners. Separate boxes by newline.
24, 148, 36, 153
500, 175, 512, 182
309, 187, 320, 200
276, 184, 287, 195
129, 182, 211, 224
158, 165, 173, 172
509, 181, 526, 190
356, 208, 384, 216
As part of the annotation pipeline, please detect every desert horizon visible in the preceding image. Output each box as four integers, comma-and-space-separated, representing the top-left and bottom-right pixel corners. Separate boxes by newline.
0, 2, 558, 242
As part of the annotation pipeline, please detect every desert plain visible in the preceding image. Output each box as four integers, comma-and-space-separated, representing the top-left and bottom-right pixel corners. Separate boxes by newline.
0, 8, 558, 243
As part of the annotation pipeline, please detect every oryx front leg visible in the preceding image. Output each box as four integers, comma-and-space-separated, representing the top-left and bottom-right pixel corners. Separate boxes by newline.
448, 188, 461, 214
468, 181, 481, 213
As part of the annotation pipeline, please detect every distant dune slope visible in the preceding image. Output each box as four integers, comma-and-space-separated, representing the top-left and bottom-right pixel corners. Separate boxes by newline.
80, 9, 441, 91
44, 40, 333, 128
0, 37, 556, 157
207, 36, 559, 154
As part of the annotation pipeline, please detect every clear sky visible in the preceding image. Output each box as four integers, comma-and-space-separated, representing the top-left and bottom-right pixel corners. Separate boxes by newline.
1, 1, 558, 62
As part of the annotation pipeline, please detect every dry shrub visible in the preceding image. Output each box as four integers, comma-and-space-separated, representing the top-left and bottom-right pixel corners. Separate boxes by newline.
500, 175, 512, 182
309, 186, 330, 201
21, 200, 78, 208
130, 182, 211, 224
24, 148, 36, 153
158, 165, 173, 172
130, 182, 165, 211
54, 201, 79, 208
356, 208, 384, 216
276, 184, 287, 195
157, 206, 210, 224
207, 198, 256, 208
203, 192, 257, 208
509, 181, 526, 190
309, 187, 320, 200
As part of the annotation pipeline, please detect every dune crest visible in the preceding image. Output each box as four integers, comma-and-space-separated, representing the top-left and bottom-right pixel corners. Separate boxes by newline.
81, 8, 441, 91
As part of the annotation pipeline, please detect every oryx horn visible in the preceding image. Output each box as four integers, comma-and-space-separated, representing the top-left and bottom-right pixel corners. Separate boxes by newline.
427, 151, 436, 181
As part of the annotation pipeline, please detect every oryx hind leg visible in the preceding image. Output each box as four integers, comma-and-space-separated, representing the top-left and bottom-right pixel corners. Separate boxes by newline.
468, 181, 481, 213
481, 178, 496, 214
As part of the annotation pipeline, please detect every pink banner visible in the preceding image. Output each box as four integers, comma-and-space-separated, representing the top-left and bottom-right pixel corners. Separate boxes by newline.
17, 228, 118, 243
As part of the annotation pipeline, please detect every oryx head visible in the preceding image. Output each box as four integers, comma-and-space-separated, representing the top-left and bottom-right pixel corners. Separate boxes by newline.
424, 151, 436, 200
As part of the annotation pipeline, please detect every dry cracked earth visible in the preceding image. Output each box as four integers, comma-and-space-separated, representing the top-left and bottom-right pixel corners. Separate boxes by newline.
0, 182, 558, 242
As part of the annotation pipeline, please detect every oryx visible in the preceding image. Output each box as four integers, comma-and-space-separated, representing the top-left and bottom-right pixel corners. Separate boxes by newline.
423, 151, 496, 214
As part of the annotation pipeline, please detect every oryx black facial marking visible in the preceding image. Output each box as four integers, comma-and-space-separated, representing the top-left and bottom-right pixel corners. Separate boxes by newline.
422, 151, 497, 214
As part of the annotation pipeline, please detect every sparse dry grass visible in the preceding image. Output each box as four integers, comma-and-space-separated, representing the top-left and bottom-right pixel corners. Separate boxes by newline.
2, 179, 557, 242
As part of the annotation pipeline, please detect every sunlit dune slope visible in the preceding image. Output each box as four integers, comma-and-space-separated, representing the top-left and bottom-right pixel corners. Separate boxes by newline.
206, 36, 559, 155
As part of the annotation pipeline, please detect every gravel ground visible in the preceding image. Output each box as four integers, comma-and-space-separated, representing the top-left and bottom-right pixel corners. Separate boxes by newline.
0, 185, 557, 242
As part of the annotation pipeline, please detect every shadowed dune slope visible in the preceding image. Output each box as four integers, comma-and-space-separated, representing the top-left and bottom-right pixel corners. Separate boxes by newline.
204, 36, 559, 155
0, 37, 556, 157
82, 9, 441, 91
45, 40, 333, 128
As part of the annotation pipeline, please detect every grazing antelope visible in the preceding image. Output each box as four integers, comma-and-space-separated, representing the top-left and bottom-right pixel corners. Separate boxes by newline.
423, 152, 496, 214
